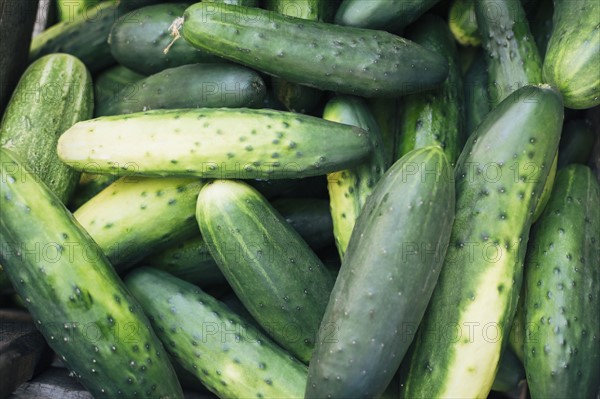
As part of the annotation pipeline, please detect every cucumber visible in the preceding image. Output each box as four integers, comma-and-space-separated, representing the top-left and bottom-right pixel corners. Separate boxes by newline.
57, 0, 106, 21
533, 151, 558, 222
57, 108, 372, 180
203, 0, 260, 6
108, 3, 224, 76
0, 148, 183, 398
524, 165, 600, 399
366, 97, 400, 162
558, 119, 596, 169
270, 75, 323, 115
305, 146, 455, 398
401, 85, 563, 398
334, 0, 440, 32
196, 180, 335, 363
96, 63, 266, 116
491, 347, 525, 393
0, 53, 93, 204
396, 14, 465, 167
463, 48, 491, 136
73, 176, 204, 271
529, 0, 554, 59
476, 0, 543, 107
180, 3, 449, 98
323, 95, 388, 258
94, 65, 145, 117
125, 267, 308, 399
543, 0, 600, 109
448, 0, 481, 46
509, 292, 526, 362
68, 173, 119, 211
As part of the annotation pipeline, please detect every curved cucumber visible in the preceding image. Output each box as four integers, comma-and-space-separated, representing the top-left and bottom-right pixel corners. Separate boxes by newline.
401, 85, 563, 398
558, 119, 596, 169
306, 147, 455, 399
93, 65, 145, 117
463, 48, 491, 136
180, 3, 449, 98
57, 108, 372, 180
524, 165, 600, 399
543, 0, 600, 109
448, 0, 481, 46
0, 148, 183, 398
396, 14, 465, 167
323, 95, 388, 258
73, 176, 204, 271
97, 63, 266, 116
125, 267, 308, 399
0, 53, 93, 204
196, 180, 335, 363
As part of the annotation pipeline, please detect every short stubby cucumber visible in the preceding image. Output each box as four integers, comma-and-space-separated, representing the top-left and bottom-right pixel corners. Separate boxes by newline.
196, 180, 335, 363
74, 176, 204, 271
125, 267, 308, 399
94, 65, 146, 118
401, 85, 563, 398
0, 53, 93, 203
57, 108, 372, 180
180, 3, 449, 98
323, 95, 388, 258
0, 148, 183, 398
305, 147, 455, 399
96, 63, 266, 116
524, 165, 600, 399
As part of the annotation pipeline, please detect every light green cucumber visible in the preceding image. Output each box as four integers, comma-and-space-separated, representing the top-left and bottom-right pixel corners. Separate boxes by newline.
0, 147, 183, 398
196, 180, 335, 363
125, 267, 308, 399
73, 176, 204, 271
57, 108, 372, 180
0, 53, 92, 204
401, 85, 563, 398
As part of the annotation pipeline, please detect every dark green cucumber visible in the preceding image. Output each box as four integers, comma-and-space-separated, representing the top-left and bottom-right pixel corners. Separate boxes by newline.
508, 291, 526, 362
73, 176, 204, 271
366, 97, 400, 162
270, 78, 323, 114
524, 165, 600, 399
323, 95, 388, 258
0, 53, 93, 204
97, 63, 266, 116
463, 48, 491, 136
448, 0, 481, 46
57, 0, 106, 21
476, 0, 543, 106
533, 152, 558, 222
196, 180, 335, 363
109, 3, 224, 76
57, 108, 372, 180
529, 0, 553, 59
543, 0, 599, 109
401, 85, 563, 398
334, 0, 440, 32
491, 347, 525, 393
306, 146, 455, 399
0, 148, 183, 398
94, 65, 145, 117
180, 3, 449, 98
125, 267, 308, 398
558, 119, 596, 169
396, 14, 465, 167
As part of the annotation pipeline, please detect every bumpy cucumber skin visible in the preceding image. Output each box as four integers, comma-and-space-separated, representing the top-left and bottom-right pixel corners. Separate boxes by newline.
558, 119, 596, 169
401, 85, 563, 399
334, 0, 439, 32
73, 177, 204, 271
181, 3, 449, 98
464, 49, 491, 136
524, 165, 600, 399
543, 0, 600, 109
196, 180, 334, 363
476, 0, 543, 107
94, 65, 145, 117
306, 147, 455, 399
0, 148, 183, 398
323, 95, 388, 258
125, 268, 308, 399
449, 0, 481, 46
97, 63, 266, 116
57, 108, 372, 180
0, 54, 92, 204
396, 14, 465, 167
109, 3, 224, 76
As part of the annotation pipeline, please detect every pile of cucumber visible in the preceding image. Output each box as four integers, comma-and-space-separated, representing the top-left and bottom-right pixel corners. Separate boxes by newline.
0, 0, 598, 398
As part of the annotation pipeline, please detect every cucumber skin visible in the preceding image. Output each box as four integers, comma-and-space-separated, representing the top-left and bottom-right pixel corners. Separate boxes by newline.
181, 3, 449, 98
125, 268, 308, 399
396, 14, 465, 167
543, 0, 600, 109
57, 108, 372, 180
448, 0, 481, 46
476, 0, 543, 107
524, 165, 600, 399
108, 3, 224, 76
401, 85, 563, 398
97, 63, 266, 116
196, 180, 335, 363
0, 148, 183, 398
94, 65, 146, 118
463, 49, 491, 136
306, 147, 455, 399
0, 53, 93, 204
73, 176, 204, 272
